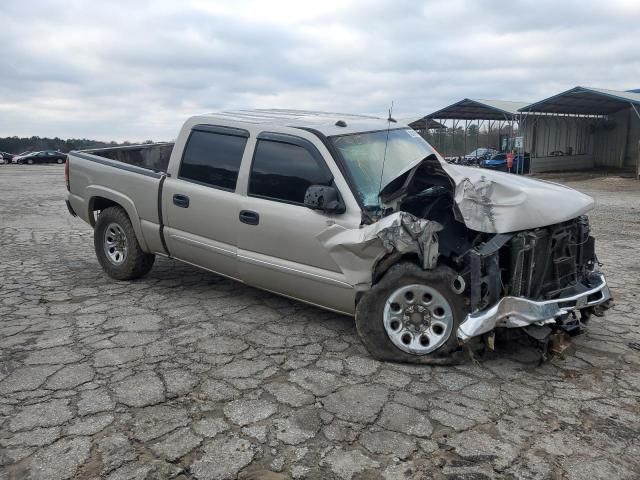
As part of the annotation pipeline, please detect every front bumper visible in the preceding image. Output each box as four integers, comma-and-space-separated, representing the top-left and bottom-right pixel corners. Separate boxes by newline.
457, 271, 611, 342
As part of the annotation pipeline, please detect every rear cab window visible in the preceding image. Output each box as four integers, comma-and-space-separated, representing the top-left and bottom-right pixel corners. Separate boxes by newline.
179, 125, 249, 191
248, 133, 333, 205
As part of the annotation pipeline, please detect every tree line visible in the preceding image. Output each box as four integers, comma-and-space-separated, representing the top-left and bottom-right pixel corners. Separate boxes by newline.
419, 125, 520, 157
0, 136, 155, 154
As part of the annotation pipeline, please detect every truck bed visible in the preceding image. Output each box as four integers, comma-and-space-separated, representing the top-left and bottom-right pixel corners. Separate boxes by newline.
80, 143, 174, 173
67, 143, 175, 257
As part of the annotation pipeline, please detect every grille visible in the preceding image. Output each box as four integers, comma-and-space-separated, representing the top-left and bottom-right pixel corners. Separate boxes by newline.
506, 216, 594, 300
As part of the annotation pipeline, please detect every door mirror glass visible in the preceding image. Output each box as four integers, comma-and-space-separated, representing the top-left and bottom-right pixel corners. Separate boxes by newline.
304, 185, 345, 214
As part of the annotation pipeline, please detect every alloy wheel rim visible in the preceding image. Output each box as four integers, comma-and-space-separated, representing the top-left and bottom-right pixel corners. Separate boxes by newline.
103, 222, 128, 265
383, 284, 453, 355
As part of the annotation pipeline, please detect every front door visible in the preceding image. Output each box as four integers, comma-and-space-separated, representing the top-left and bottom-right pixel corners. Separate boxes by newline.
237, 133, 358, 314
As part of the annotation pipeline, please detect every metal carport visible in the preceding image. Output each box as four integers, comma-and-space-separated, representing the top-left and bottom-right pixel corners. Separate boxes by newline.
403, 117, 445, 132
519, 86, 640, 174
417, 98, 529, 161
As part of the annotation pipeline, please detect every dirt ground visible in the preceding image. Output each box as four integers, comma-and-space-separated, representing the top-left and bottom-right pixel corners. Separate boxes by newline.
0, 165, 639, 479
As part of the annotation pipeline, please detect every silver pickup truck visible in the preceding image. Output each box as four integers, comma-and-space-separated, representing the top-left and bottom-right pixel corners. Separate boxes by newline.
65, 109, 612, 363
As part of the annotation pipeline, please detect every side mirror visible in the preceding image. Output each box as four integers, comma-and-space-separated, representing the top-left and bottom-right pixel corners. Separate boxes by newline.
304, 185, 345, 214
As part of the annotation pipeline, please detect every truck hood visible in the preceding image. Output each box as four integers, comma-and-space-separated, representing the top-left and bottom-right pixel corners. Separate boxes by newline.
380, 156, 594, 234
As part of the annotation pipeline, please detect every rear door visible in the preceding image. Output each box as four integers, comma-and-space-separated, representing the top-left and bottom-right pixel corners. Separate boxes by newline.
237, 132, 360, 314
162, 125, 249, 280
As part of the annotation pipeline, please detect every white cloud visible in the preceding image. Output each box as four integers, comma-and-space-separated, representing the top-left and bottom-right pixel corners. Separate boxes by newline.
0, 0, 638, 141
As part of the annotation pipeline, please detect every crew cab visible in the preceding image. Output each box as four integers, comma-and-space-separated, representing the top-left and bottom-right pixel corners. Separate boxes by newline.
65, 110, 612, 363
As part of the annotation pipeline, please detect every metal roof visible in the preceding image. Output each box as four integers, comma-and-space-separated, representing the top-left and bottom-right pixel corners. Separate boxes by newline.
424, 98, 530, 121
201, 109, 398, 136
519, 86, 640, 115
398, 116, 446, 130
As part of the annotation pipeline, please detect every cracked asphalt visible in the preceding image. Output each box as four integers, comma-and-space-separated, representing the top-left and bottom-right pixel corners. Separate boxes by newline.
1, 165, 639, 480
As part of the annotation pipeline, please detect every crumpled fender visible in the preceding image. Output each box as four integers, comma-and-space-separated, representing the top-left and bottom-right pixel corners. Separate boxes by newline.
317, 212, 442, 287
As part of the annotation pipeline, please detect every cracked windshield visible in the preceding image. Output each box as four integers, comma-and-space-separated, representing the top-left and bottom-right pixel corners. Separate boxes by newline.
330, 128, 435, 208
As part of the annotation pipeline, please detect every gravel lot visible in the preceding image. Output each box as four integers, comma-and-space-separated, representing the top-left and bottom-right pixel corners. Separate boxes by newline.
1, 165, 639, 480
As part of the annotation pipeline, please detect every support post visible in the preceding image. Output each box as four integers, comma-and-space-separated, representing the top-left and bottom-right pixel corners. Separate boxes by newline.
464, 119, 468, 158
632, 104, 640, 180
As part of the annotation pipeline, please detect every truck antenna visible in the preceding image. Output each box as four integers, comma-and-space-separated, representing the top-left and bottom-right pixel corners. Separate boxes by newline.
377, 100, 394, 204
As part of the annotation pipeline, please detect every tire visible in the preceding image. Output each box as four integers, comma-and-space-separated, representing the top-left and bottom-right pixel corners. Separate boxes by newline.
355, 262, 468, 364
27, 159, 33, 165
56, 158, 63, 164
94, 206, 155, 280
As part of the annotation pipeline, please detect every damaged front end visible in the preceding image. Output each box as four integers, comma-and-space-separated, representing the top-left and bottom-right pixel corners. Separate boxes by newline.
376, 156, 613, 349
321, 151, 612, 356
457, 216, 613, 343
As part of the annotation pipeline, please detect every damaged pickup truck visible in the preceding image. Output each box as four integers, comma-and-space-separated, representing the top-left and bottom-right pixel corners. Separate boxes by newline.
65, 109, 612, 363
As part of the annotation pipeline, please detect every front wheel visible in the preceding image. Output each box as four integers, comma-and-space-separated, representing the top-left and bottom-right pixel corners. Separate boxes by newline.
56, 158, 64, 164
26, 159, 33, 165
355, 263, 467, 364
94, 206, 155, 280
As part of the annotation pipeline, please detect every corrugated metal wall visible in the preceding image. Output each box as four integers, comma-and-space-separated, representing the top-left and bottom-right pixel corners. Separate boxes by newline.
522, 115, 594, 172
528, 155, 594, 173
523, 116, 593, 157
623, 109, 640, 168
592, 109, 629, 168
523, 106, 640, 172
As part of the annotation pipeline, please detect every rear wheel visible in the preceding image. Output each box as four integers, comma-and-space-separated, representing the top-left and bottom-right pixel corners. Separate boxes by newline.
356, 263, 467, 364
94, 206, 155, 280
56, 158, 64, 164
26, 158, 33, 165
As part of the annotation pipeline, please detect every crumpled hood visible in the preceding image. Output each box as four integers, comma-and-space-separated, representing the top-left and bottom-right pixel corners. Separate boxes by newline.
381, 156, 595, 234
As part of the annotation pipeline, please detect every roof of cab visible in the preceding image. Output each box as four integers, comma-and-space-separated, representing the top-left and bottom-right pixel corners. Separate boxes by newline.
197, 109, 405, 136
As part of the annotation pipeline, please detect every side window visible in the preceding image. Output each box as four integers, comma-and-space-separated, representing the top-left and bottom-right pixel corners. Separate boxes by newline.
249, 139, 332, 204
179, 129, 248, 190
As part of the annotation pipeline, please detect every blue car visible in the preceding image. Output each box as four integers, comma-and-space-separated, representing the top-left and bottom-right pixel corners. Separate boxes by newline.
481, 153, 528, 173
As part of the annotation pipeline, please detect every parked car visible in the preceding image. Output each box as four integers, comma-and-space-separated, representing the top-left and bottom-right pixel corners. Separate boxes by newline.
481, 153, 532, 174
481, 152, 508, 170
11, 151, 31, 163
480, 152, 519, 172
0, 155, 5, 165
14, 150, 67, 164
0, 151, 14, 162
463, 148, 497, 165
65, 110, 611, 363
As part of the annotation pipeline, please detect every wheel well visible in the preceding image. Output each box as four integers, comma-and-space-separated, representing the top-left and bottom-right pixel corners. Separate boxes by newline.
361, 253, 464, 307
372, 252, 421, 285
88, 196, 121, 226
355, 253, 422, 308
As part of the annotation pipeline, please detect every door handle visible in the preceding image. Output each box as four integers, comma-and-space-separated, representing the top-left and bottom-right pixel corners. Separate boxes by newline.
173, 194, 190, 208
239, 210, 259, 225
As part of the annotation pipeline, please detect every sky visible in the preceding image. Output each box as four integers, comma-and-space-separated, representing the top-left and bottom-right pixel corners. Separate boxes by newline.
0, 0, 639, 142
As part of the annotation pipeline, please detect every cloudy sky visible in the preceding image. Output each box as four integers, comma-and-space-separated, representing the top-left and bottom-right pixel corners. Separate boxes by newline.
1, 0, 638, 141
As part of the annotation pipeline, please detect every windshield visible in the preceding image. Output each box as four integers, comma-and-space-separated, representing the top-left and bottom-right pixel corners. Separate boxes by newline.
330, 128, 436, 208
